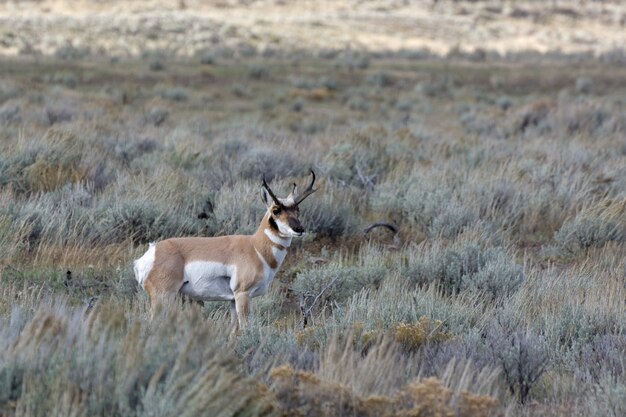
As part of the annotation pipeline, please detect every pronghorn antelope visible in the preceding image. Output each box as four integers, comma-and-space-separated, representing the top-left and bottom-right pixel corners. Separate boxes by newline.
133, 171, 317, 327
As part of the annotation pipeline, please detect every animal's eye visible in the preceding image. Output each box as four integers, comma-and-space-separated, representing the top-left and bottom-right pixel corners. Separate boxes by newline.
272, 208, 281, 216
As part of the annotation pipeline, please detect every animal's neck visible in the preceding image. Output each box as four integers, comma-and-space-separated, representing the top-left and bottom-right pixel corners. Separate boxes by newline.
253, 212, 291, 271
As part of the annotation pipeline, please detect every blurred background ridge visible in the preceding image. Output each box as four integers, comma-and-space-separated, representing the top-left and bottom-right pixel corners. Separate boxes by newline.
1, 0, 625, 60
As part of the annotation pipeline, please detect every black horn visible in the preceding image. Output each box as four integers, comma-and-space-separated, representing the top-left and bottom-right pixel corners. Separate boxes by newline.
294, 170, 317, 206
262, 175, 282, 206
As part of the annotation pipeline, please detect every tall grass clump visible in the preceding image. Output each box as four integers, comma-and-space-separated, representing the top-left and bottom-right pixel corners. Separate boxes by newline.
1, 187, 94, 258
0, 294, 275, 417
236, 146, 305, 181
0, 129, 91, 193
207, 180, 267, 235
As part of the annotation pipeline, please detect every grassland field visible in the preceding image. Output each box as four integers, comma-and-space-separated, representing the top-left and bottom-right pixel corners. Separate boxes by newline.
1, 2, 626, 416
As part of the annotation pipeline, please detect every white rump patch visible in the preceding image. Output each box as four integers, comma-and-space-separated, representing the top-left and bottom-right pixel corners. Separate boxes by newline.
133, 242, 156, 288
179, 261, 237, 301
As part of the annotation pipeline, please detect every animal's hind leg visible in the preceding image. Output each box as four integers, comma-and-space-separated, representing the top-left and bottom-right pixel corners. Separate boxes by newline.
144, 279, 162, 319
230, 300, 237, 325
229, 299, 242, 340
143, 246, 185, 316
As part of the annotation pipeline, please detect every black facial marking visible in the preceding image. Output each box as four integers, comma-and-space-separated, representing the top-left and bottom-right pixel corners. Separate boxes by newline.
269, 216, 279, 231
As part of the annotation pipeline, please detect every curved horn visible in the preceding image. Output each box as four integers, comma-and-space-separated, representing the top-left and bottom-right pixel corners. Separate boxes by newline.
262, 175, 282, 206
294, 170, 317, 206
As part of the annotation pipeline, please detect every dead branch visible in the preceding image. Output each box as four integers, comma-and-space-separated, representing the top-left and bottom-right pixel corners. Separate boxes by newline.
298, 275, 339, 329
363, 222, 398, 235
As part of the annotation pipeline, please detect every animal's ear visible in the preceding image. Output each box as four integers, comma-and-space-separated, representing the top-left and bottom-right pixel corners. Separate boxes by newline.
260, 187, 271, 208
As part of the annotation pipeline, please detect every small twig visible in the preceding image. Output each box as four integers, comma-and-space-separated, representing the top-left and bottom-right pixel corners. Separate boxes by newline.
299, 275, 339, 328
355, 164, 375, 192
84, 296, 99, 314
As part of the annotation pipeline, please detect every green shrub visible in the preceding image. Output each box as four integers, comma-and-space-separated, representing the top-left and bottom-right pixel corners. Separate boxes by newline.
367, 72, 394, 88
247, 64, 268, 80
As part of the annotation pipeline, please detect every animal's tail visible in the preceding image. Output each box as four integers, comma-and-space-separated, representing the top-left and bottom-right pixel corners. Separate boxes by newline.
133, 242, 156, 287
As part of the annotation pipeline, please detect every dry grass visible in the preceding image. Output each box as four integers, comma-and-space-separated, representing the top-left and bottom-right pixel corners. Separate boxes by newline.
0, 7, 625, 414
270, 365, 499, 417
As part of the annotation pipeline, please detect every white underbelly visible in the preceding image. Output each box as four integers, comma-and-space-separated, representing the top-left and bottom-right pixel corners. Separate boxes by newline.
179, 261, 236, 301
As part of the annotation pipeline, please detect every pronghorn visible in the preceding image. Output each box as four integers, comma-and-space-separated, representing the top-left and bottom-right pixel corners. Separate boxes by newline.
133, 171, 317, 327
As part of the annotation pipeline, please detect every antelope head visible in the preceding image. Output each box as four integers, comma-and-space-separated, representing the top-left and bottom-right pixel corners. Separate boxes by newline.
261, 171, 317, 237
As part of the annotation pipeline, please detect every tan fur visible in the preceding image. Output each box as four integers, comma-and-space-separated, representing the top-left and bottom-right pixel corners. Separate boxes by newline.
143, 206, 296, 325
139, 170, 316, 328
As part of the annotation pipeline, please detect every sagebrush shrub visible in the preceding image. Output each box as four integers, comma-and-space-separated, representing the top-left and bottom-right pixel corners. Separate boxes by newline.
570, 333, 626, 384
208, 181, 266, 235
372, 170, 479, 239
322, 127, 412, 188
293, 246, 388, 308
340, 278, 483, 335
96, 201, 201, 244
488, 326, 549, 404
236, 147, 304, 181
555, 199, 625, 256
299, 185, 358, 239
406, 243, 524, 298
0, 132, 86, 193
465, 97, 626, 139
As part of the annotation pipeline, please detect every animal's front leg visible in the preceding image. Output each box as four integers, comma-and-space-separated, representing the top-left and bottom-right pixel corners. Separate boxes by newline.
234, 291, 250, 329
